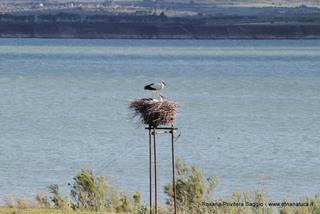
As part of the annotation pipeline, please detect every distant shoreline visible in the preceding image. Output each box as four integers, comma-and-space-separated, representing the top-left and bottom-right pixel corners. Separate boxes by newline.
1, 23, 320, 40
1, 11, 320, 40
1, 36, 320, 40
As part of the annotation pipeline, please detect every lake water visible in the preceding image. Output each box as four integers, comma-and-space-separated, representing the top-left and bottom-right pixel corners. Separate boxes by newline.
0, 39, 319, 204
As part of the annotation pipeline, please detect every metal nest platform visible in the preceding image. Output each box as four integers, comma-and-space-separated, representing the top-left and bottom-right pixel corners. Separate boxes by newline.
129, 97, 179, 214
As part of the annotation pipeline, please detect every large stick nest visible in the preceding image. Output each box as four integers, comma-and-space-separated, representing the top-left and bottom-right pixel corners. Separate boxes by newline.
129, 98, 178, 127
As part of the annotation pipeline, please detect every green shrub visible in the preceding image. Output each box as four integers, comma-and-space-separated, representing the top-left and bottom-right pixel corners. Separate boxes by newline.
17, 165, 318, 214
164, 159, 219, 213
105, 188, 146, 213
48, 184, 71, 211
70, 169, 108, 211
133, 192, 141, 207
279, 193, 320, 214
116, 194, 132, 213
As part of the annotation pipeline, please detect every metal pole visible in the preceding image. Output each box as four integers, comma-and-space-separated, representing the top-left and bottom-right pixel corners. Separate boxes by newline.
148, 127, 152, 214
171, 126, 177, 214
153, 127, 158, 214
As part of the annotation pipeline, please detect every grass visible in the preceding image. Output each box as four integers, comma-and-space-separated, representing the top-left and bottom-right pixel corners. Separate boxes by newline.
0, 208, 131, 214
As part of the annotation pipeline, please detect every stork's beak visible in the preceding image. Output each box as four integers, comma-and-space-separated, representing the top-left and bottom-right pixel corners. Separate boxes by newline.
161, 81, 166, 86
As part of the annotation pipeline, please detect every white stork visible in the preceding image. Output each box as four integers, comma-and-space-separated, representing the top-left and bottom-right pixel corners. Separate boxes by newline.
144, 80, 166, 100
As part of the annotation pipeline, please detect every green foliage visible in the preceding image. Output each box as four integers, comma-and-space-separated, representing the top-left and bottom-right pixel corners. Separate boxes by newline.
308, 193, 320, 214
132, 192, 148, 214
279, 193, 320, 214
70, 169, 108, 211
104, 188, 146, 213
48, 184, 71, 211
3, 165, 319, 214
104, 186, 122, 212
164, 159, 219, 213
133, 192, 141, 206
116, 194, 132, 213
163, 160, 274, 214
249, 191, 272, 214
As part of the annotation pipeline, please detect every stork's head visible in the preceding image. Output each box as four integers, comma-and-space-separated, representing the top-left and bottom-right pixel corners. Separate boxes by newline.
161, 80, 166, 86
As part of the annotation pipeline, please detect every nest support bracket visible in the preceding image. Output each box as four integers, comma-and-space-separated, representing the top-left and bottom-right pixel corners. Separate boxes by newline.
146, 125, 178, 214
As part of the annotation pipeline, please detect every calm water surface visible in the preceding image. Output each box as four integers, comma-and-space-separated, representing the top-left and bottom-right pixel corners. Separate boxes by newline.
0, 39, 319, 203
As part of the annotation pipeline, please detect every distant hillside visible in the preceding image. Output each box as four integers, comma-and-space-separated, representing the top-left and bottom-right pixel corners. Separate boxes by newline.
173, 0, 318, 6
0, 0, 318, 7
1, 9, 320, 39
169, 0, 317, 4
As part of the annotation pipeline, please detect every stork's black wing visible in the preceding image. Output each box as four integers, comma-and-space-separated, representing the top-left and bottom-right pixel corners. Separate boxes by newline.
144, 83, 156, 90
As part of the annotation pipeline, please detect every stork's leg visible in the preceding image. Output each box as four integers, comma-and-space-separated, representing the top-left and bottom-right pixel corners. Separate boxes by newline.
156, 91, 161, 100
159, 95, 163, 102
152, 91, 156, 99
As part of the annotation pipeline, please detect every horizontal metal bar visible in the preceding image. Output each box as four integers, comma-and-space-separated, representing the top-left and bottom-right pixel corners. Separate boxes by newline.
155, 130, 175, 134
145, 127, 178, 130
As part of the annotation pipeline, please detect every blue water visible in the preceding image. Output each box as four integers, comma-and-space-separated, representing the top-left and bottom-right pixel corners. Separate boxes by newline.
0, 39, 319, 203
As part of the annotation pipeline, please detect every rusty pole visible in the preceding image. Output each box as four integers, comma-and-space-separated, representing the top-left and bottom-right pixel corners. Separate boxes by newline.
145, 126, 178, 214
153, 127, 158, 214
171, 126, 177, 214
148, 127, 152, 214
